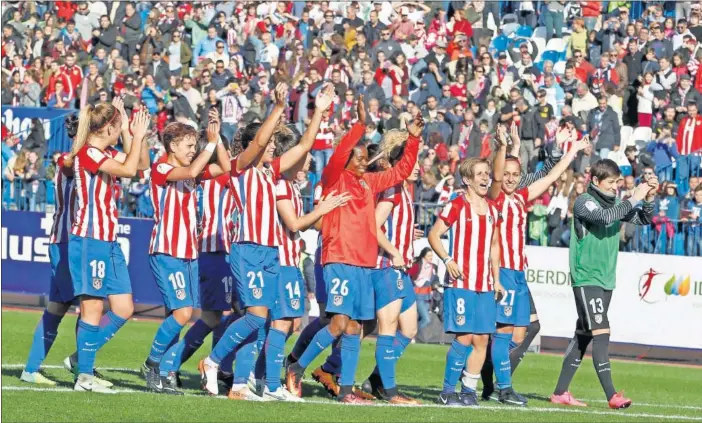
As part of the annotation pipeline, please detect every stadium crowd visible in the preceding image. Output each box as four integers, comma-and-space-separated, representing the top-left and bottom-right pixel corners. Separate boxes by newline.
2, 0, 702, 260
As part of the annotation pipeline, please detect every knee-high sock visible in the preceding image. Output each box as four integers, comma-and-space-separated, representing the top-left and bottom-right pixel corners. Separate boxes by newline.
480, 336, 494, 393
510, 321, 541, 374
320, 337, 342, 374
76, 320, 100, 375
592, 333, 616, 400
290, 317, 327, 362
374, 335, 397, 395
97, 311, 128, 349
297, 326, 336, 369
212, 313, 230, 349
254, 323, 269, 381
554, 333, 592, 395
177, 320, 212, 367
210, 313, 265, 364
264, 328, 287, 391
232, 331, 259, 385
442, 340, 470, 394
25, 310, 63, 373
147, 315, 183, 365
371, 331, 412, 377
491, 333, 513, 390
338, 334, 361, 388
219, 313, 242, 374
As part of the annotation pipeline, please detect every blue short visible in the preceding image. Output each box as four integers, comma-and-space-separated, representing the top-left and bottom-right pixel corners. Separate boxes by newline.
314, 247, 327, 305
199, 252, 235, 311
400, 273, 417, 314
372, 267, 405, 310
69, 235, 132, 298
443, 288, 496, 335
49, 243, 76, 304
229, 243, 279, 310
150, 254, 200, 310
324, 263, 374, 321
271, 265, 306, 320
497, 268, 530, 327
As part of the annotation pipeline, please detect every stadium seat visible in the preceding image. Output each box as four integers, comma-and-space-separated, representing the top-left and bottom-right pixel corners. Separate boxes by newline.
553, 60, 566, 75
620, 125, 634, 148
541, 50, 560, 64
515, 25, 533, 39
502, 13, 518, 25
533, 37, 546, 61
491, 34, 510, 52
545, 38, 566, 57
630, 127, 653, 146
532, 26, 547, 40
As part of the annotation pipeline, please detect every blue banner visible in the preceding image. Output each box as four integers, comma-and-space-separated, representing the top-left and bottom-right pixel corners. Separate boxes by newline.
1, 107, 75, 158
1, 210, 163, 305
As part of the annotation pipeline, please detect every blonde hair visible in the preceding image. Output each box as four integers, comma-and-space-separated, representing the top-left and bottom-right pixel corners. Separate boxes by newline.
65, 103, 120, 167
459, 157, 490, 180
379, 129, 408, 156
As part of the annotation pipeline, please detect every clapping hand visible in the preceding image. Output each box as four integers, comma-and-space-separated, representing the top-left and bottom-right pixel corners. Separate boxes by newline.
274, 82, 288, 107
407, 112, 425, 138
315, 83, 335, 111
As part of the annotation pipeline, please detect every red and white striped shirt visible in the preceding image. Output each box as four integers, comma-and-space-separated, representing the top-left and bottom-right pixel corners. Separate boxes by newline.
493, 188, 528, 271
314, 182, 323, 249
377, 184, 415, 268
312, 119, 335, 151
72, 145, 119, 241
276, 179, 304, 267
149, 161, 199, 259
50, 154, 77, 244
229, 156, 282, 247
439, 196, 500, 292
199, 173, 237, 253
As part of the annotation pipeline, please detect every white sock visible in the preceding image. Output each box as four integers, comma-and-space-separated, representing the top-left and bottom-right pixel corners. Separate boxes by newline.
204, 356, 219, 369
461, 372, 480, 391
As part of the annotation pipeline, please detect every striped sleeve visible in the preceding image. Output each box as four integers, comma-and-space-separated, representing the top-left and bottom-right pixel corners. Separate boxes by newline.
573, 195, 638, 226
276, 179, 292, 200
622, 200, 655, 225
517, 146, 562, 189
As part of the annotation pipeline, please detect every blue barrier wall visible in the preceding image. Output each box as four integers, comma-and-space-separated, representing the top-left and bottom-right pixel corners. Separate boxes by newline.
1, 210, 163, 304
1, 107, 74, 158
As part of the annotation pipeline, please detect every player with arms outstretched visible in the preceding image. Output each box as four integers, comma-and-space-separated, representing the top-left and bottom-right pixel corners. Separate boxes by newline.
67, 102, 150, 393
284, 99, 420, 403
428, 157, 505, 407
550, 159, 656, 409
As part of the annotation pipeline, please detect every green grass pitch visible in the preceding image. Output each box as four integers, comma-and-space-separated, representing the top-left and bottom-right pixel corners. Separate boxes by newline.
2, 310, 701, 422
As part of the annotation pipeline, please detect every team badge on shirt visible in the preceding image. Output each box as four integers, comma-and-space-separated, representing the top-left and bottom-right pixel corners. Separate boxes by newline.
397, 278, 404, 290
455, 315, 465, 326
594, 314, 603, 324
92, 278, 103, 290
253, 288, 263, 299
176, 289, 186, 300
487, 215, 493, 224
291, 299, 300, 310
504, 306, 513, 317
225, 292, 232, 304
333, 295, 343, 306
360, 180, 369, 190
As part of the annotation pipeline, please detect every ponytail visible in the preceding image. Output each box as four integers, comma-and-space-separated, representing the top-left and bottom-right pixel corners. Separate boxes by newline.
64, 105, 94, 168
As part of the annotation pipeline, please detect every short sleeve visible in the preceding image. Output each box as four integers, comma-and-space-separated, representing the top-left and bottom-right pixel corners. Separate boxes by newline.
439, 199, 460, 226
230, 155, 244, 177
516, 187, 529, 203
79, 146, 108, 174
151, 162, 175, 186
106, 147, 120, 159
378, 185, 401, 206
276, 180, 292, 200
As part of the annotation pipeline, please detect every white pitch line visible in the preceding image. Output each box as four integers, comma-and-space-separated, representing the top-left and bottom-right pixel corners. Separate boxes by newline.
1, 364, 139, 373
2, 385, 701, 421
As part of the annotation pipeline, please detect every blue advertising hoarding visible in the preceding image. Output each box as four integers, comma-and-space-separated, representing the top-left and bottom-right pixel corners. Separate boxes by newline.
1, 210, 163, 304
1, 107, 74, 157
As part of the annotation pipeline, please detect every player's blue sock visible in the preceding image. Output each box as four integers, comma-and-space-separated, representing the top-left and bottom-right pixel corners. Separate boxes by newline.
393, 331, 412, 360
177, 320, 212, 366
254, 323, 269, 381
76, 320, 100, 375
321, 339, 342, 375
232, 331, 259, 384
211, 314, 229, 350
264, 328, 287, 391
339, 333, 361, 388
297, 326, 336, 369
96, 311, 127, 349
147, 315, 183, 365
25, 310, 63, 373
375, 335, 396, 390
509, 340, 519, 353
442, 340, 470, 394
210, 313, 265, 364
219, 313, 241, 374
291, 317, 326, 360
492, 333, 513, 390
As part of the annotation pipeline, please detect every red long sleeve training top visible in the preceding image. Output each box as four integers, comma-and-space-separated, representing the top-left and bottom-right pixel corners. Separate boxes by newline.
320, 122, 420, 268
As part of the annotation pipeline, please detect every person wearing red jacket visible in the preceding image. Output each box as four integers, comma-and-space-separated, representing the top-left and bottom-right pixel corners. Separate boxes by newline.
450, 10, 473, 40
677, 103, 702, 155
56, 1, 77, 21
285, 97, 421, 403
581, 1, 602, 31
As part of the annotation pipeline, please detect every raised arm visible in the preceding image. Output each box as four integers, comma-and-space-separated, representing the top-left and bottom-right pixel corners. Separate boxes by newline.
366, 114, 423, 193
622, 176, 657, 225
279, 83, 335, 173
574, 181, 652, 227
490, 225, 505, 297
111, 97, 150, 170
527, 138, 589, 201
277, 190, 351, 233
489, 126, 508, 200
97, 110, 149, 178
166, 116, 220, 181
321, 96, 367, 187
198, 110, 231, 179
517, 140, 564, 189
234, 83, 288, 173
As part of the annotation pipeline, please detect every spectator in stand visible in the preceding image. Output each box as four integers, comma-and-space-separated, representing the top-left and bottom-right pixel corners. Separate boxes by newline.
19, 70, 41, 108
408, 247, 437, 331
23, 150, 46, 212
588, 96, 621, 158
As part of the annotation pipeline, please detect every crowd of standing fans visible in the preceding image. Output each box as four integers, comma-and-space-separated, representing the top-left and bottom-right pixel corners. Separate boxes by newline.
2, 0, 701, 258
